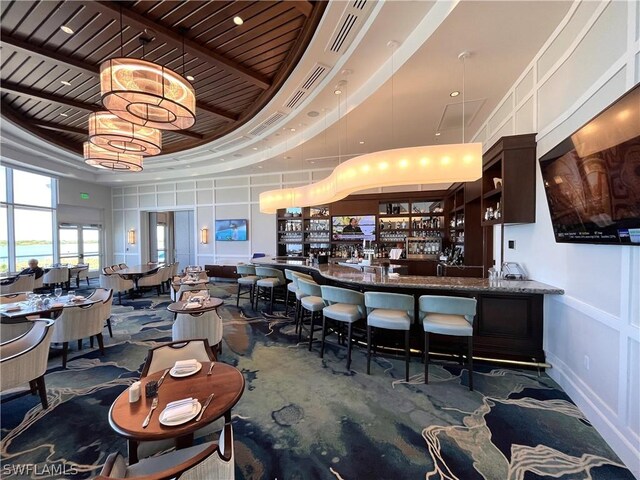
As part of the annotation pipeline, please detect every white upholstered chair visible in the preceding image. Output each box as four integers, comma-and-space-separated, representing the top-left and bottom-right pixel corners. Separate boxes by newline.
96, 422, 235, 480
51, 302, 104, 368
87, 288, 114, 338
0, 319, 55, 409
100, 273, 134, 304
138, 267, 166, 296
172, 310, 223, 352
2, 274, 34, 294
43, 267, 69, 290
70, 264, 90, 288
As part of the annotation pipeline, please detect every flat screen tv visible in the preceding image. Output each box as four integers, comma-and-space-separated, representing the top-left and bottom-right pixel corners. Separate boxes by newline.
215, 219, 248, 241
332, 215, 376, 241
539, 84, 640, 245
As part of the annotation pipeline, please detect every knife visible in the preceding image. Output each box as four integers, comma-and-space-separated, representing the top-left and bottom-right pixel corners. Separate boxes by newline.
195, 393, 214, 422
142, 397, 158, 428
157, 368, 170, 388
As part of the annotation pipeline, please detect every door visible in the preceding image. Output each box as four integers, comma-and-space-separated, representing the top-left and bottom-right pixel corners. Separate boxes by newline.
58, 224, 102, 271
174, 211, 195, 267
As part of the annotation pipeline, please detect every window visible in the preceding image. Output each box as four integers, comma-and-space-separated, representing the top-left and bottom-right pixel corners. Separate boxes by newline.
157, 224, 166, 263
0, 167, 57, 272
58, 225, 102, 271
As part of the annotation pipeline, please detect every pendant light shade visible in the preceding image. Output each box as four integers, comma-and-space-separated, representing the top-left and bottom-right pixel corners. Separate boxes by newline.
88, 111, 161, 156
83, 142, 143, 171
260, 143, 482, 213
100, 58, 196, 130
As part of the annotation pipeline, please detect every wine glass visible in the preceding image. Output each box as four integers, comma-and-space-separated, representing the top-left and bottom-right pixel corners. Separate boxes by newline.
54, 287, 62, 301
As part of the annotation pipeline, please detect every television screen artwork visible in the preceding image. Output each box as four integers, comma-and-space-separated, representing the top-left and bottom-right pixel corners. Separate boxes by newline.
539, 85, 640, 245
215, 219, 248, 241
332, 215, 376, 241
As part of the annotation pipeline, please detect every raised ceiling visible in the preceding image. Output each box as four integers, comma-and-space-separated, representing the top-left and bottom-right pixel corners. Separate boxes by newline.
0, 0, 326, 155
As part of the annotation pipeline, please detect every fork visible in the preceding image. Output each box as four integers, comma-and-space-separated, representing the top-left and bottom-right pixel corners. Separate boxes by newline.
142, 397, 158, 428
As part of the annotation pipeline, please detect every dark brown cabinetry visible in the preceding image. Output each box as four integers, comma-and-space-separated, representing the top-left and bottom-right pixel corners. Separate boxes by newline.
481, 134, 537, 227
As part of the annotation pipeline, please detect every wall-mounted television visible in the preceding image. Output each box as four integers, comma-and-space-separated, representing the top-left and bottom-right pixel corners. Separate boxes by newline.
539, 84, 640, 245
332, 215, 376, 241
215, 219, 248, 241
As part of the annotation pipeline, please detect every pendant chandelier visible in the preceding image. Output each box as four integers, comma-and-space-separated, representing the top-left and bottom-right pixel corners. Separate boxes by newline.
259, 47, 482, 214
88, 111, 161, 156
83, 142, 143, 172
100, 57, 196, 130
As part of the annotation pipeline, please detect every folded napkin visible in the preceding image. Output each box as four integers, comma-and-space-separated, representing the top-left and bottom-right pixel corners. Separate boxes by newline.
184, 302, 200, 310
388, 272, 400, 278
189, 295, 204, 302
173, 359, 198, 373
73, 295, 85, 301
162, 398, 195, 422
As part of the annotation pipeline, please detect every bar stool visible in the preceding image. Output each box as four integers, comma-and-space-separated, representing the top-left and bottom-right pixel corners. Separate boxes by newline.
291, 271, 315, 333
296, 278, 324, 349
284, 269, 299, 316
419, 295, 477, 391
236, 264, 258, 308
365, 292, 414, 381
320, 286, 365, 370
254, 267, 285, 315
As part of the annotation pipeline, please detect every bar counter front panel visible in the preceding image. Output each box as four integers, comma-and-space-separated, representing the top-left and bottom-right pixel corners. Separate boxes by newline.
252, 257, 563, 366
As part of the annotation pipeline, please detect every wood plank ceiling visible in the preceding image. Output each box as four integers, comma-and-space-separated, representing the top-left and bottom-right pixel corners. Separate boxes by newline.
0, 0, 326, 157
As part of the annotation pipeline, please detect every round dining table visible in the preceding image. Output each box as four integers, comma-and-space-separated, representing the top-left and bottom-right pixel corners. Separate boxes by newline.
108, 361, 244, 464
166, 297, 224, 315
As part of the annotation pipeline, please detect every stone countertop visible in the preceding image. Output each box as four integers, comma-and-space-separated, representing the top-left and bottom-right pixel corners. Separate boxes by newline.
252, 257, 564, 295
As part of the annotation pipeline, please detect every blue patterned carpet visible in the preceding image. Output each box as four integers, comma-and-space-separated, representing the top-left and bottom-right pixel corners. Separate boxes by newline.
1, 282, 634, 479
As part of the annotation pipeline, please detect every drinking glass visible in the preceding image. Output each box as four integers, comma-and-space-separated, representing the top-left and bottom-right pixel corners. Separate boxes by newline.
68, 290, 75, 301
54, 287, 62, 300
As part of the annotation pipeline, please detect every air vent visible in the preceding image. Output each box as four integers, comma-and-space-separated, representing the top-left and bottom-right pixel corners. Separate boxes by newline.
325, 1, 374, 55
301, 64, 327, 90
436, 99, 486, 132
285, 90, 305, 109
329, 13, 357, 53
248, 111, 288, 137
217, 135, 251, 150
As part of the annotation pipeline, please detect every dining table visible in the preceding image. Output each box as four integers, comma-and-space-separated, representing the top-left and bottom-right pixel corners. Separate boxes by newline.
108, 361, 245, 464
166, 297, 224, 315
0, 294, 99, 320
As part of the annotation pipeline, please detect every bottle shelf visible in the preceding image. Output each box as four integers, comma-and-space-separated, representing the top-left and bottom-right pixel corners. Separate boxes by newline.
483, 188, 502, 199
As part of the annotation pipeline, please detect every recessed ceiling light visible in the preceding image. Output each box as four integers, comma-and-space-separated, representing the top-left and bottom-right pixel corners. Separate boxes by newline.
309, 161, 315, 164
60, 25, 74, 34
186, 165, 191, 168
290, 128, 296, 132
60, 112, 68, 117
252, 147, 258, 151
359, 141, 365, 145
186, 75, 195, 81
334, 88, 342, 95
61, 80, 71, 86
233, 16, 243, 26
257, 165, 263, 169
435, 132, 441, 136
284, 156, 291, 160
450, 91, 460, 97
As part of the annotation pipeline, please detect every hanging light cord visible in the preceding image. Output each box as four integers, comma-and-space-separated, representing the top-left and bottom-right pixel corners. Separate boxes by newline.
337, 92, 342, 164
391, 44, 395, 148
462, 54, 466, 143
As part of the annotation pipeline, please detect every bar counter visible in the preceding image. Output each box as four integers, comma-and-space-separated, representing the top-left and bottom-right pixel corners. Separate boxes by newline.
252, 257, 564, 367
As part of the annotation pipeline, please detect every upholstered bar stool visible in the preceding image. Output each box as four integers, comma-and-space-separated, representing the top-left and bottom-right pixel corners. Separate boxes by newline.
419, 295, 477, 391
290, 271, 315, 333
296, 278, 324, 350
364, 292, 414, 381
254, 267, 285, 315
320, 286, 366, 370
236, 265, 258, 308
283, 269, 298, 316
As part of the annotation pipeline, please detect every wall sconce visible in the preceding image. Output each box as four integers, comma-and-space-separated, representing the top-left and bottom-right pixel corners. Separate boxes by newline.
127, 228, 136, 245
200, 227, 208, 244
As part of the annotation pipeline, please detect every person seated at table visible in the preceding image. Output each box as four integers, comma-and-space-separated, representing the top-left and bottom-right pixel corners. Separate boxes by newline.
19, 258, 44, 279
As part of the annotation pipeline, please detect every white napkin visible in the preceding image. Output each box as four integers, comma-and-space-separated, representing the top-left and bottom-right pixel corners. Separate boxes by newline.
388, 272, 400, 278
73, 295, 85, 301
173, 359, 198, 373
162, 398, 195, 421
184, 302, 200, 310
189, 295, 204, 302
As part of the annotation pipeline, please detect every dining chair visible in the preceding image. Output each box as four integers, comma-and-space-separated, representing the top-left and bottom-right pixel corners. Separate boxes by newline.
87, 288, 114, 338
111, 265, 121, 272
96, 422, 235, 480
100, 273, 134, 304
138, 267, 166, 296
0, 319, 55, 409
51, 302, 104, 368
2, 274, 34, 294
172, 282, 205, 302
118, 263, 128, 269
236, 264, 258, 308
365, 292, 414, 382
296, 278, 324, 350
320, 286, 366, 370
419, 295, 477, 391
172, 310, 223, 354
74, 264, 90, 287
103, 266, 114, 275
253, 267, 285, 315
43, 267, 69, 291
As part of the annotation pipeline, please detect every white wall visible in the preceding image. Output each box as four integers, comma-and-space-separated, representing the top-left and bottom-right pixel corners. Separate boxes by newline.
471, 1, 640, 474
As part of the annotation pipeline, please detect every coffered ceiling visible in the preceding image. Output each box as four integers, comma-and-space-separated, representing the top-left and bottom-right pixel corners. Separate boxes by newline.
0, 0, 325, 155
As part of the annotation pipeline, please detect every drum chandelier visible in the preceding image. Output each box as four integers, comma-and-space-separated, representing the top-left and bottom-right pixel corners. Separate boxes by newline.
83, 142, 143, 172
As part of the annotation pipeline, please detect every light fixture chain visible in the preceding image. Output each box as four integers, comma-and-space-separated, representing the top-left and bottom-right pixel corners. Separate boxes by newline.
462, 54, 465, 143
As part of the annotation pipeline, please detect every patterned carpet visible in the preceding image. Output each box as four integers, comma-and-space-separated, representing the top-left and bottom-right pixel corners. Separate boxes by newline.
0, 281, 634, 479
